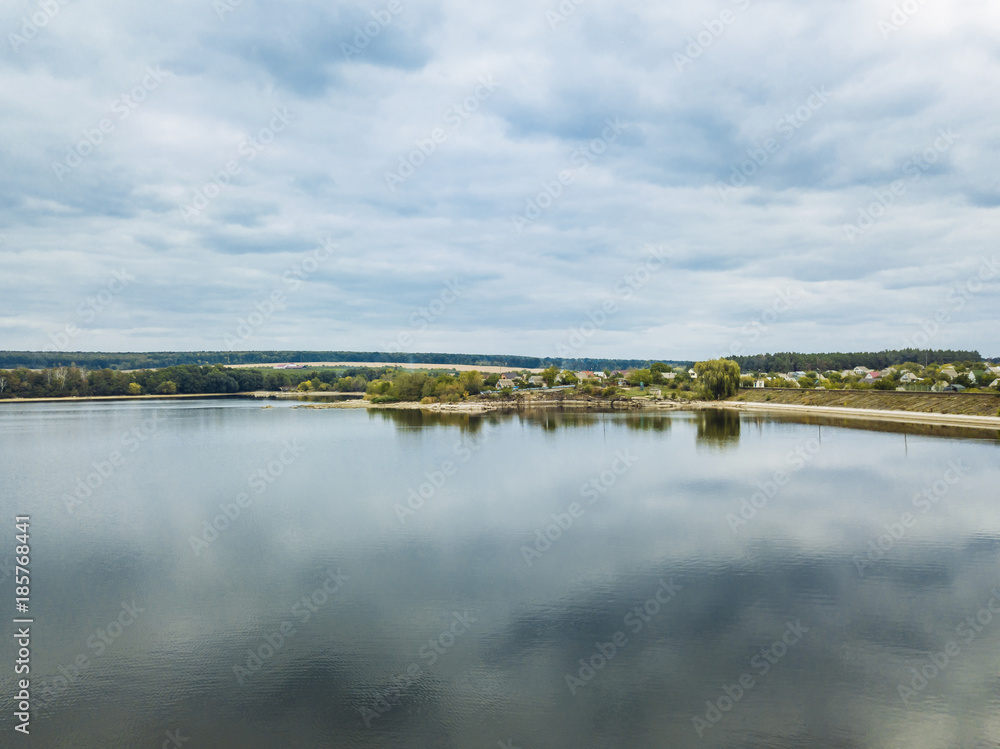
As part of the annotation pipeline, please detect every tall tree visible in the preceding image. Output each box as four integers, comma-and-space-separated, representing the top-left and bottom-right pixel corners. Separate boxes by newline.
694, 359, 741, 400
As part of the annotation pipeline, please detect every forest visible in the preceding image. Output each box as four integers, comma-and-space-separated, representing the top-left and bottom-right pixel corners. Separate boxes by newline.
0, 350, 669, 372
729, 349, 984, 373
0, 364, 391, 399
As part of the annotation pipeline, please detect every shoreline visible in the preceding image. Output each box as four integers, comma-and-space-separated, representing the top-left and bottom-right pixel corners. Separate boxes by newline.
717, 400, 1000, 431
304, 395, 1000, 430
0, 393, 239, 404
4, 392, 999, 431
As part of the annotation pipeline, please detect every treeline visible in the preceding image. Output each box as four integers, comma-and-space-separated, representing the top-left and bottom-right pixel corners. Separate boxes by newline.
367, 370, 486, 403
730, 349, 985, 374
0, 365, 392, 399
0, 350, 686, 372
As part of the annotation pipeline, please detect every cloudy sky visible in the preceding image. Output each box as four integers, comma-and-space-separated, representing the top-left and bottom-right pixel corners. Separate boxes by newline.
1, 0, 997, 360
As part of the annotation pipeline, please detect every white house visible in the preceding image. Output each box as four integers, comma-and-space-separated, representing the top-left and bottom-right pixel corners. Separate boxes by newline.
853, 366, 871, 375
899, 372, 920, 383
754, 379, 766, 388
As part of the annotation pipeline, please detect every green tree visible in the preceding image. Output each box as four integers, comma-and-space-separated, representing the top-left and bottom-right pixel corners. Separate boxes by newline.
458, 370, 484, 395
541, 365, 560, 387
628, 368, 654, 387
693, 359, 741, 400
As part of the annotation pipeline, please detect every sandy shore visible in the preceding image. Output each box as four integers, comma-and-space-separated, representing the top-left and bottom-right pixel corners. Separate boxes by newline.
298, 395, 1000, 430
720, 400, 1000, 431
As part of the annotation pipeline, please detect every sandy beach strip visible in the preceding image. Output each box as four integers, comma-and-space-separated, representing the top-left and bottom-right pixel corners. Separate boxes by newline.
721, 400, 1000, 431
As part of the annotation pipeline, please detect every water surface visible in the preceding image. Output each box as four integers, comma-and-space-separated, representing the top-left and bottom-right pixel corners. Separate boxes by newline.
0, 400, 998, 747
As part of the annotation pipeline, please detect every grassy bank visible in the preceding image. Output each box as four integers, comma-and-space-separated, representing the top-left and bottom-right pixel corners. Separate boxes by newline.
732, 388, 1000, 417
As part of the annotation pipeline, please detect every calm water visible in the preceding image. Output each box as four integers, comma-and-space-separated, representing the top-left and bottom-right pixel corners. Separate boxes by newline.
1, 400, 999, 748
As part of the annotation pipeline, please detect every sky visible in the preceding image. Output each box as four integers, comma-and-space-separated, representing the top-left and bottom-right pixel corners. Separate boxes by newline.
0, 0, 998, 361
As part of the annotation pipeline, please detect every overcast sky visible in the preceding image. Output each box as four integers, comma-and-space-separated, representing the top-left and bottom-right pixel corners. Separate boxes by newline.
1, 0, 997, 360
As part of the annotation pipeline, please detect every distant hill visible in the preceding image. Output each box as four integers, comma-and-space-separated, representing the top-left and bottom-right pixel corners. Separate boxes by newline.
1, 348, 988, 373
0, 350, 690, 372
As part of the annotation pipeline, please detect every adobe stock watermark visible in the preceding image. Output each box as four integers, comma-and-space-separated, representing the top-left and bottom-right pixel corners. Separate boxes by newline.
854, 459, 969, 576
395, 430, 489, 523
384, 75, 499, 192
716, 87, 830, 200
341, 0, 404, 59
51, 65, 170, 182
898, 588, 1000, 704
159, 730, 189, 749
564, 577, 682, 695
879, 0, 929, 39
674, 0, 751, 73
510, 117, 625, 234
900, 254, 998, 350
843, 128, 960, 243
7, 0, 70, 52
63, 410, 166, 515
358, 610, 477, 727
179, 106, 295, 222
189, 439, 306, 554
214, 0, 245, 21
521, 450, 638, 566
553, 246, 668, 358
384, 278, 464, 355
43, 268, 135, 352
545, 0, 587, 30
33, 599, 144, 709
725, 436, 821, 534
233, 568, 349, 685
719, 286, 802, 359
693, 619, 809, 736
223, 236, 337, 349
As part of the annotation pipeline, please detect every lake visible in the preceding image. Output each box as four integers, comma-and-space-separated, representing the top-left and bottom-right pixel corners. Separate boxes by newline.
1, 399, 998, 747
